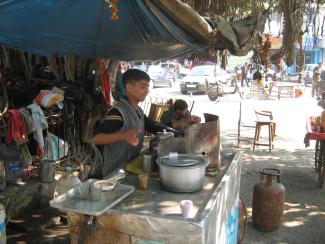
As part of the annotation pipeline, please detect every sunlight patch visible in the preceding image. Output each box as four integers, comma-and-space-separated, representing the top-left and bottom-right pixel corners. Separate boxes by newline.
308, 211, 325, 216
203, 183, 214, 190
282, 220, 304, 227
284, 208, 303, 214
285, 202, 300, 207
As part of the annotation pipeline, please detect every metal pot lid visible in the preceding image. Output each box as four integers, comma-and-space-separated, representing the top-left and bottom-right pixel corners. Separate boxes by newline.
157, 153, 207, 167
156, 131, 174, 140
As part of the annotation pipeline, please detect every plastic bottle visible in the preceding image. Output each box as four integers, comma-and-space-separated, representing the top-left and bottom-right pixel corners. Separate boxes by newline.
0, 161, 6, 191
0, 203, 6, 244
56, 166, 81, 196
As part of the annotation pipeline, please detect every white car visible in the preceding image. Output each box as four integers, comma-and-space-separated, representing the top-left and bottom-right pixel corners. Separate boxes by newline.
133, 64, 148, 72
159, 62, 190, 79
147, 65, 174, 88
180, 65, 232, 94
302, 64, 318, 84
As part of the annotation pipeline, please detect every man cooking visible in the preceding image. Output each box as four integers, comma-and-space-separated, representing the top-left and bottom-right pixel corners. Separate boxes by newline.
92, 69, 164, 177
160, 99, 201, 132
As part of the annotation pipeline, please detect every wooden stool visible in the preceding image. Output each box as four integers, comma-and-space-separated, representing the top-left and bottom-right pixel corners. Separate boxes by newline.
253, 121, 275, 151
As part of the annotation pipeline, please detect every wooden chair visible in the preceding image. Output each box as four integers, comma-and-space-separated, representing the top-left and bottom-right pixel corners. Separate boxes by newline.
253, 110, 276, 151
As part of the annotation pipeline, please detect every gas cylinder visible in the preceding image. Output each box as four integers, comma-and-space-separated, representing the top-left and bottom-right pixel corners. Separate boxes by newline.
252, 168, 285, 232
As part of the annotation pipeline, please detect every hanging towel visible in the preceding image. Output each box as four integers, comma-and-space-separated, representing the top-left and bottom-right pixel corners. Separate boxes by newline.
44, 132, 69, 161
19, 108, 36, 135
27, 103, 48, 153
20, 143, 32, 165
102, 72, 111, 108
6, 109, 28, 145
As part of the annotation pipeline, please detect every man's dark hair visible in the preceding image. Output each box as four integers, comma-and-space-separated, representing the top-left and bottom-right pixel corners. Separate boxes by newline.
173, 99, 188, 111
122, 69, 150, 88
253, 71, 262, 80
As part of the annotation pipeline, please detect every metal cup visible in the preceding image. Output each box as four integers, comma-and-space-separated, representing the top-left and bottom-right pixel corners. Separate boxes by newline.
142, 154, 155, 172
78, 182, 90, 200
90, 182, 102, 201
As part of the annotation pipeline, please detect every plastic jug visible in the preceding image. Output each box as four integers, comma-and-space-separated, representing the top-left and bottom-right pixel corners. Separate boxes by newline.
5, 161, 21, 184
56, 167, 81, 196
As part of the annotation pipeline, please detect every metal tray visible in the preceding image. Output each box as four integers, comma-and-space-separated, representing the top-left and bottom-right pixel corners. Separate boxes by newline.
49, 179, 135, 216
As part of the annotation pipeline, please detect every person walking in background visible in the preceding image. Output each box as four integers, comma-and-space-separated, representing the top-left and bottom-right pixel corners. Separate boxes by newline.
312, 63, 322, 98
241, 62, 249, 87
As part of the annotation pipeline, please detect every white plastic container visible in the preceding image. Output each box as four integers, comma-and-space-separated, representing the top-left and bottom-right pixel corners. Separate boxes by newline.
0, 203, 6, 244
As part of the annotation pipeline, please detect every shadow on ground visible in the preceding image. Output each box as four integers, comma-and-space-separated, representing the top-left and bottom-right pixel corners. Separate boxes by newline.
7, 207, 70, 244
222, 128, 325, 244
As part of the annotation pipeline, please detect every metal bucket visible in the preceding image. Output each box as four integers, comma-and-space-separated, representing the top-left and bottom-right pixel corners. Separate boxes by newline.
39, 159, 56, 183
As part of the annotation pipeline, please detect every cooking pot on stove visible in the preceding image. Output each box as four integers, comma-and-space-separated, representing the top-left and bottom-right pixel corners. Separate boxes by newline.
157, 153, 208, 192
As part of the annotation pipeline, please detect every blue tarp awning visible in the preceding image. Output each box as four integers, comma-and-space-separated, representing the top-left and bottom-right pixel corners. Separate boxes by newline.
0, 0, 208, 60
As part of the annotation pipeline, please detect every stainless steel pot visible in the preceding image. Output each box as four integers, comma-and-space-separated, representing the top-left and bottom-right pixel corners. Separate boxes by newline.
149, 131, 174, 153
156, 154, 208, 192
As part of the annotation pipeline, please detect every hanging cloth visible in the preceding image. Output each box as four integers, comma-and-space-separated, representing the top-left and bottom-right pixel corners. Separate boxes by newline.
102, 71, 111, 108
27, 103, 48, 155
19, 108, 36, 135
6, 109, 28, 145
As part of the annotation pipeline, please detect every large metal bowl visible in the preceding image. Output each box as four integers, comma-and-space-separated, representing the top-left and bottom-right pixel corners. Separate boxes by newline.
156, 154, 208, 192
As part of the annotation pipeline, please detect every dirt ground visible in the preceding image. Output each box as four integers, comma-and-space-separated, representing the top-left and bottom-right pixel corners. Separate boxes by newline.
7, 207, 70, 244
222, 132, 325, 244
221, 97, 325, 244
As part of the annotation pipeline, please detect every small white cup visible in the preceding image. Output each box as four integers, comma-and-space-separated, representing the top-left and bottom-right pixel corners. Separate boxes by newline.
180, 200, 193, 218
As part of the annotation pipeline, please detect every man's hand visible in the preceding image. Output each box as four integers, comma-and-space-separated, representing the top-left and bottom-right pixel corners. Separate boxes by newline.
187, 115, 201, 124
172, 115, 201, 129
123, 129, 142, 146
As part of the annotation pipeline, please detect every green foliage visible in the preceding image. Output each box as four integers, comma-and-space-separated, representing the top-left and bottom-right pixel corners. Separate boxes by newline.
181, 0, 322, 21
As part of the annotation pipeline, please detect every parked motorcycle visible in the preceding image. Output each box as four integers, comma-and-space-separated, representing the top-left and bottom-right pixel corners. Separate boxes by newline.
207, 77, 247, 101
